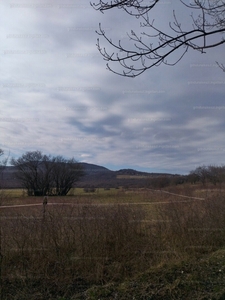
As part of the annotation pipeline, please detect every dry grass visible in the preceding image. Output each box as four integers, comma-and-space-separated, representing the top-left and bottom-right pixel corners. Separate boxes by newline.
1, 185, 225, 299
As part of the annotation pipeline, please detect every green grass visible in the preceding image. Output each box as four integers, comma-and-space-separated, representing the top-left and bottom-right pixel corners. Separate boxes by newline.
82, 248, 225, 300
68, 187, 122, 196
1, 187, 123, 198
2, 248, 225, 299
0, 189, 26, 197
1, 187, 157, 205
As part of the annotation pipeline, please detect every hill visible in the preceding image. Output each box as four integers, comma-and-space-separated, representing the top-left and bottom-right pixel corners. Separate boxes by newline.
1, 163, 176, 189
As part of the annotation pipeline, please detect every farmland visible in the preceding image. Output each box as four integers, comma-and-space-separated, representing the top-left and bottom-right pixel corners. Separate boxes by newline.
1, 184, 225, 299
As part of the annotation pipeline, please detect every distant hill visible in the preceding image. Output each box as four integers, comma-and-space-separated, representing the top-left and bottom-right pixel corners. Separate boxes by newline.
115, 168, 172, 177
80, 163, 110, 174
1, 163, 176, 189
116, 169, 150, 176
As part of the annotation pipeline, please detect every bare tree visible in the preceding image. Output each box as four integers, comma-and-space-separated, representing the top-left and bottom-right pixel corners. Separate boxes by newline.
0, 149, 9, 189
207, 165, 225, 187
92, 0, 225, 77
11, 151, 52, 196
189, 165, 210, 186
11, 151, 84, 196
51, 156, 84, 196
189, 164, 225, 187
187, 170, 200, 184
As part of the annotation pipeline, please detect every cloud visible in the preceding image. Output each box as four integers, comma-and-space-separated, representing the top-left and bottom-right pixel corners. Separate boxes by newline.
1, 1, 225, 174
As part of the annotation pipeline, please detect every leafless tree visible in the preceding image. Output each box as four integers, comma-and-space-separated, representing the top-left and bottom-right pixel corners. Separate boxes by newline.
11, 151, 84, 196
187, 170, 200, 184
11, 151, 53, 196
92, 0, 225, 77
189, 165, 210, 186
189, 164, 225, 186
51, 156, 84, 196
0, 149, 9, 189
207, 165, 225, 187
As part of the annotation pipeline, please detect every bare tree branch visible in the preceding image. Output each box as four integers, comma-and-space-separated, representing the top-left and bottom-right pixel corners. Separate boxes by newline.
91, 0, 159, 16
92, 0, 225, 77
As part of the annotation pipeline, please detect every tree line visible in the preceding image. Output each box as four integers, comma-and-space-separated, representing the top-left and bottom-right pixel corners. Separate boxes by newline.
147, 165, 225, 189
8, 150, 84, 196
188, 165, 225, 186
1, 149, 225, 193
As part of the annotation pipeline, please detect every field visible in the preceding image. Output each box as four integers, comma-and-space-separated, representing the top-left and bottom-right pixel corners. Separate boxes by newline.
1, 184, 225, 299
116, 174, 150, 179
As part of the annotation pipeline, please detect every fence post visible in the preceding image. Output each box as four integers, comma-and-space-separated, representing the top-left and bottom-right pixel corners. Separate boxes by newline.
41, 196, 48, 246
43, 196, 48, 220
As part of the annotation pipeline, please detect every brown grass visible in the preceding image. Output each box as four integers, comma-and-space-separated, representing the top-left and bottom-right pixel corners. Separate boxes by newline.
1, 185, 225, 298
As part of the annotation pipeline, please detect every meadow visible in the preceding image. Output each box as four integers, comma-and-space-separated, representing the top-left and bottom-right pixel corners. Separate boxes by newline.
1, 184, 225, 299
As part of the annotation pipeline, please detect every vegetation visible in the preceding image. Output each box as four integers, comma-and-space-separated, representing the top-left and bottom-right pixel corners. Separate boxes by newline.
11, 151, 84, 196
1, 185, 225, 299
0, 149, 9, 189
1, 150, 225, 299
189, 165, 225, 186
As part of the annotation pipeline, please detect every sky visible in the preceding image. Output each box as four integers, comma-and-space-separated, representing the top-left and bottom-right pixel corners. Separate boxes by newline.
1, 0, 225, 175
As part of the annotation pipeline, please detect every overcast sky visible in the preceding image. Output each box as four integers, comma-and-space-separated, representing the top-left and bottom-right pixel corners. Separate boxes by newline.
1, 0, 225, 174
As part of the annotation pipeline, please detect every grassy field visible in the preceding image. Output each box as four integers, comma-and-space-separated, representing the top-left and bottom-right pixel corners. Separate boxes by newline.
1, 187, 122, 197
1, 184, 225, 299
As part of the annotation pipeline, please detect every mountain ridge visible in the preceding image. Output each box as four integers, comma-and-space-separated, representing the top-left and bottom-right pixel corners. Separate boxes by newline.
1, 163, 176, 189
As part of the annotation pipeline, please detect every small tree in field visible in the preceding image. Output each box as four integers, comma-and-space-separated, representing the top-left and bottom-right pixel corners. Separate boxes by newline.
11, 151, 84, 196
11, 151, 52, 196
51, 156, 84, 196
